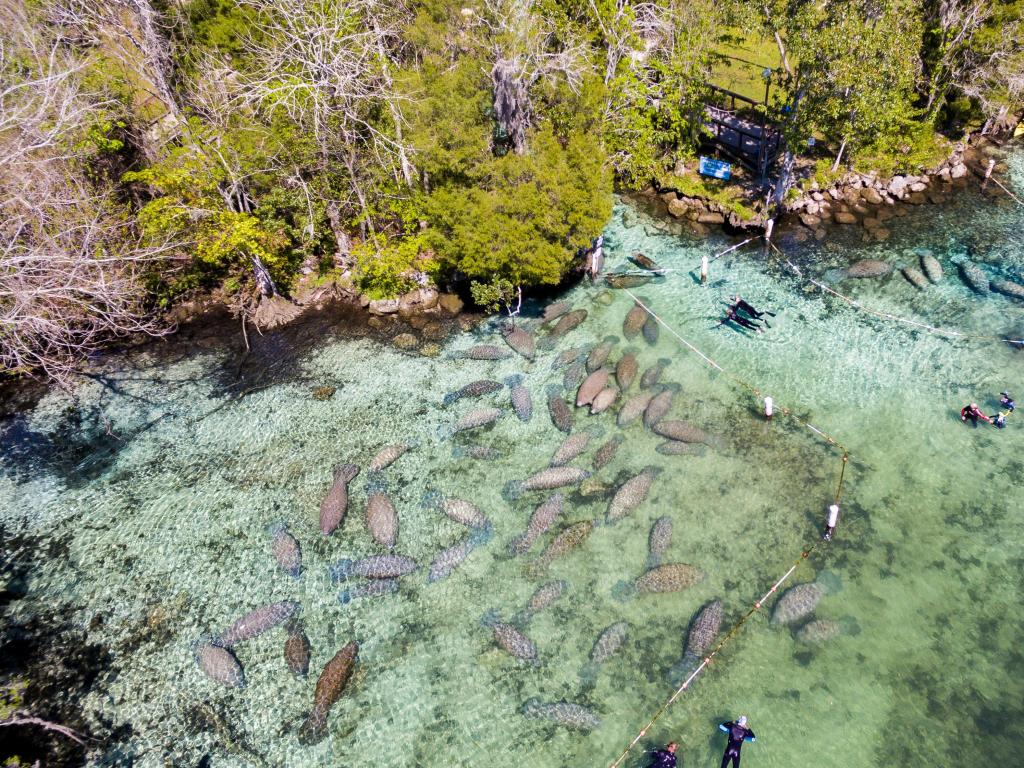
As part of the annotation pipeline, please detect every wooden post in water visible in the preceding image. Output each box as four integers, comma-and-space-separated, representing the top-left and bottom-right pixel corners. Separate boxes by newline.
764, 218, 774, 242
700, 255, 709, 284
983, 158, 996, 187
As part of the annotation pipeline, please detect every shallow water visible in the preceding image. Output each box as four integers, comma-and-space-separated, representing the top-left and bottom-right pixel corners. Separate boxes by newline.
2, 150, 1024, 767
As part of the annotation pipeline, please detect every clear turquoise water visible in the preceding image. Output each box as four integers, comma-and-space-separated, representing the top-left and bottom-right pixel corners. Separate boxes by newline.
2, 149, 1023, 767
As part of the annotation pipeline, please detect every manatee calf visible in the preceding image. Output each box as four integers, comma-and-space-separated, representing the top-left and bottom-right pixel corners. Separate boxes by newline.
632, 563, 703, 594
647, 516, 673, 568
577, 367, 611, 407
367, 443, 412, 471
546, 386, 574, 433
618, 390, 657, 427
429, 527, 492, 582
550, 429, 597, 467
606, 273, 655, 289
901, 266, 928, 289
684, 599, 723, 662
653, 419, 709, 444
501, 375, 533, 422
590, 387, 619, 415
194, 640, 245, 688
329, 554, 417, 581
365, 491, 398, 549
440, 498, 490, 529
268, 522, 301, 578
461, 344, 512, 360
623, 304, 647, 339
284, 622, 311, 677
320, 463, 360, 536
845, 259, 892, 278
586, 337, 618, 373
543, 300, 571, 321
551, 346, 587, 369
529, 520, 594, 574
492, 622, 539, 663
522, 699, 600, 731
958, 259, 989, 293
606, 467, 659, 522
563, 358, 587, 392
508, 494, 563, 555
449, 407, 503, 436
339, 578, 400, 604
297, 641, 359, 745
503, 324, 536, 360
616, 351, 638, 391
640, 358, 670, 388
548, 309, 587, 338
590, 621, 629, 665
217, 600, 299, 647
656, 440, 704, 456
921, 252, 943, 283
592, 435, 624, 470
453, 444, 503, 461
772, 582, 825, 625
514, 580, 568, 624
443, 380, 503, 407
642, 314, 659, 345
796, 618, 841, 643
644, 386, 677, 428
517, 467, 591, 493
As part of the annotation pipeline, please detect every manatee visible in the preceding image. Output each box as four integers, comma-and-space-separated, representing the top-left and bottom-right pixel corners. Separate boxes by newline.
606, 467, 659, 522
508, 494, 563, 555
522, 699, 601, 730
551, 346, 587, 369
492, 622, 538, 663
284, 622, 311, 677
618, 390, 657, 427
194, 640, 245, 688
440, 498, 490, 529
546, 386, 574, 433
623, 304, 647, 339
429, 528, 491, 583
606, 273, 655, 288
634, 563, 703, 594
921, 253, 943, 283
461, 344, 512, 360
592, 435, 624, 470
563, 358, 587, 392
642, 314, 660, 345
590, 386, 619, 415
320, 463, 360, 536
503, 324, 536, 360
630, 252, 660, 270
297, 641, 359, 745
550, 430, 597, 467
684, 599, 723, 662
901, 266, 928, 289
268, 522, 301, 578
991, 278, 1024, 301
339, 578, 400, 604
616, 351, 638, 391
543, 300, 571, 321
451, 407, 503, 435
365, 492, 398, 549
771, 582, 826, 625
653, 419, 709, 444
548, 309, 587, 338
640, 358, 671, 388
958, 259, 989, 293
506, 375, 533, 421
579, 476, 611, 496
644, 386, 676, 428
590, 621, 629, 665
656, 440, 703, 456
577, 367, 611, 407
453, 444, 503, 461
217, 601, 299, 647
586, 337, 617, 372
518, 467, 591, 492
329, 554, 417, 581
845, 259, 892, 278
515, 579, 568, 623
367, 443, 412, 471
647, 516, 673, 567
795, 618, 841, 643
443, 380, 503, 407
530, 520, 593, 573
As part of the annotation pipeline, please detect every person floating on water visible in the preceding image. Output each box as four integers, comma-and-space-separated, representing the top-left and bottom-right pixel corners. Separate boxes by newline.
992, 411, 1008, 429
720, 308, 763, 333
729, 295, 774, 320
718, 716, 755, 768
999, 392, 1015, 412
961, 403, 991, 427
647, 741, 679, 768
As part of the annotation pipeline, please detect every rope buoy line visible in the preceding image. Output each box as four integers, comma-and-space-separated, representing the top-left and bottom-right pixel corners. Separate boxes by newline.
765, 240, 1024, 345
988, 175, 1024, 208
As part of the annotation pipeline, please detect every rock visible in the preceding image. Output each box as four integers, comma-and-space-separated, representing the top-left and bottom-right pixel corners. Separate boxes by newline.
799, 213, 821, 229
407, 315, 428, 330
392, 333, 419, 350
828, 188, 844, 201
667, 198, 689, 218
367, 317, 385, 329
438, 294, 464, 315
697, 211, 725, 225
422, 321, 446, 340
906, 192, 927, 205
420, 343, 442, 357
313, 386, 337, 400
622, 207, 639, 228
888, 176, 908, 196
862, 217, 881, 230
950, 162, 968, 179
806, 200, 820, 215
690, 222, 709, 236
359, 294, 371, 308
833, 211, 858, 225
860, 186, 883, 205
877, 208, 894, 222
814, 228, 827, 241
909, 181, 928, 193
369, 298, 400, 315
811, 192, 825, 202
852, 203, 869, 216
937, 167, 951, 182
872, 227, 891, 242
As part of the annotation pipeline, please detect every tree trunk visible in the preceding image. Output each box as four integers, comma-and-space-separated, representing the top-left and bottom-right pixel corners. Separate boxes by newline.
831, 136, 848, 173
491, 58, 531, 155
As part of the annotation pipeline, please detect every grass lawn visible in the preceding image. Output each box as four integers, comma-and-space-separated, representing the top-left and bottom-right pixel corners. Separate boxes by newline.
710, 28, 784, 104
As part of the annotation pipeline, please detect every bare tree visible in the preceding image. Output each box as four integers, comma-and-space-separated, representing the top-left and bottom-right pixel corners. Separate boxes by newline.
921, 0, 994, 120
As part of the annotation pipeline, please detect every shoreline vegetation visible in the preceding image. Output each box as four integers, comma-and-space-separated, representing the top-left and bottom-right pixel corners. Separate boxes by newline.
1, 0, 1023, 385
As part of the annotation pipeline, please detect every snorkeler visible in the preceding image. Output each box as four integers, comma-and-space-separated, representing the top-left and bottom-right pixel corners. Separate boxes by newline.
992, 411, 1008, 429
730, 295, 775, 319
718, 716, 756, 768
647, 742, 679, 768
720, 308, 763, 333
961, 403, 992, 427
999, 392, 1015, 412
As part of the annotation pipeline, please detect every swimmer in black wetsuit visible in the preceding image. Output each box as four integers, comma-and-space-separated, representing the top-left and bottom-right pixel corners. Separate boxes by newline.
1000, 392, 1015, 412
647, 742, 679, 768
730, 295, 775, 319
718, 716, 755, 768
720, 308, 763, 333
961, 403, 991, 427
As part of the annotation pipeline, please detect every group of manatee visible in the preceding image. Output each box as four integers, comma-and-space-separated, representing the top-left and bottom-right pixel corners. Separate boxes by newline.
191, 288, 845, 740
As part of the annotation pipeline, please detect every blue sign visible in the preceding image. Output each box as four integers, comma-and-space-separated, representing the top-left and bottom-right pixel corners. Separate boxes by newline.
699, 156, 731, 180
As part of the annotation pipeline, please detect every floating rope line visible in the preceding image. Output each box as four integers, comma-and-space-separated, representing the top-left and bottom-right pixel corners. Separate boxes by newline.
765, 240, 1024, 346
988, 175, 1024, 208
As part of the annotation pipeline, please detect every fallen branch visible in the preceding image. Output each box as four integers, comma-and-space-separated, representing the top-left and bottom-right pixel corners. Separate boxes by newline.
0, 715, 88, 746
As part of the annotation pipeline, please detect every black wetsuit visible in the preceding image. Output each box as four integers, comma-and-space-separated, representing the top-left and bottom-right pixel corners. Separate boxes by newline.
723, 309, 761, 331
734, 299, 766, 319
648, 748, 677, 768
1000, 395, 1015, 412
718, 721, 755, 768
